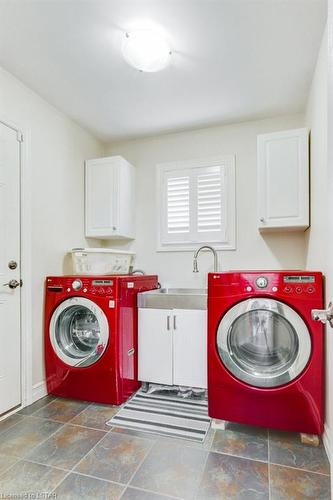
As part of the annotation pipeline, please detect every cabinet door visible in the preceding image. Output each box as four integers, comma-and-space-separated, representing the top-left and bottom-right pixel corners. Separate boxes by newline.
257, 128, 309, 230
85, 155, 135, 239
138, 308, 173, 385
85, 158, 117, 238
173, 309, 207, 389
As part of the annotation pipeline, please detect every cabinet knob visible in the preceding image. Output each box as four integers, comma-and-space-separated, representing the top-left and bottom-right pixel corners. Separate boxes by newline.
260, 217, 265, 223
112, 226, 117, 231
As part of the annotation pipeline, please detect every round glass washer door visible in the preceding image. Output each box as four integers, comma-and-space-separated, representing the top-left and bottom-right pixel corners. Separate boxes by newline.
217, 298, 311, 388
49, 297, 109, 368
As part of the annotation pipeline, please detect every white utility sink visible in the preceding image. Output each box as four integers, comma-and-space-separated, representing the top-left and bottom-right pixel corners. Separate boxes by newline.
137, 287, 207, 310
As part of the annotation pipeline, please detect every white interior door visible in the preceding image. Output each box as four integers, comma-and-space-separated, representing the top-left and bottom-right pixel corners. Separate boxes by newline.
0, 122, 21, 415
173, 309, 207, 389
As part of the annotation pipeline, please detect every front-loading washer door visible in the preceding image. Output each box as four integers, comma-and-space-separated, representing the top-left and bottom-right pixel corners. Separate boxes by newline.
49, 297, 109, 368
216, 298, 311, 388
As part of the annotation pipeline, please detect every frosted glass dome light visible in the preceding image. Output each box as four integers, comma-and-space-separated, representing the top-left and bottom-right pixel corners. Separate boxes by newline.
122, 29, 171, 72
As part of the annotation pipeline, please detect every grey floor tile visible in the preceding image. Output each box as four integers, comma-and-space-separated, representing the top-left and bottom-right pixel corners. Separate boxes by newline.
211, 422, 268, 462
131, 441, 207, 499
18, 395, 56, 415
0, 460, 66, 495
269, 430, 330, 474
27, 424, 105, 470
75, 432, 154, 484
121, 487, 175, 499
69, 403, 119, 430
0, 417, 62, 458
54, 472, 125, 499
0, 454, 18, 475
157, 427, 215, 451
33, 397, 88, 423
196, 451, 269, 499
270, 464, 331, 500
0, 413, 25, 434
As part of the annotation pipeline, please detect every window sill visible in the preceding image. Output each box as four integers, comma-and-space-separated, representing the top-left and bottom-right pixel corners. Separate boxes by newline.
156, 243, 236, 252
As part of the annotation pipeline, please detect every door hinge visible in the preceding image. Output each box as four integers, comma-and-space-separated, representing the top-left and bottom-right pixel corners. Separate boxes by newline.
16, 131, 24, 143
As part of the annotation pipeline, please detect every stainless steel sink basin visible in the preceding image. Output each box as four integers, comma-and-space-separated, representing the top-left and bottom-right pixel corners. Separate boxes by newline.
138, 288, 207, 310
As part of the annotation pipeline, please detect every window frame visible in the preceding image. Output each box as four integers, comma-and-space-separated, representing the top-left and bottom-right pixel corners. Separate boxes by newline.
156, 155, 236, 252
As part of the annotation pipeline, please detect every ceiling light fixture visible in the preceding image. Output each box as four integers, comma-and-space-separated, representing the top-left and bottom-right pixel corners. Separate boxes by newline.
122, 29, 171, 72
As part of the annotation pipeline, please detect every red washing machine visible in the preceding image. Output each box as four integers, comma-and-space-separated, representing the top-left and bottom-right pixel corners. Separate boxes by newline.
208, 271, 324, 435
45, 275, 158, 405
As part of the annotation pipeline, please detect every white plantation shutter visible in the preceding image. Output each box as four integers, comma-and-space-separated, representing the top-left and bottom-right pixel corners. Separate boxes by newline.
197, 166, 224, 237
167, 175, 190, 235
159, 156, 235, 250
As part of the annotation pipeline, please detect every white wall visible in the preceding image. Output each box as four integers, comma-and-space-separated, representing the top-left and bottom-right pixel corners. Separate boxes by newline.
305, 28, 328, 270
105, 114, 306, 289
304, 27, 331, 462
327, 15, 333, 468
0, 67, 103, 389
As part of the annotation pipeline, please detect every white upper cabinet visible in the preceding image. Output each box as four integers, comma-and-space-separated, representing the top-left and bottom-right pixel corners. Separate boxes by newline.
85, 156, 135, 239
257, 128, 309, 231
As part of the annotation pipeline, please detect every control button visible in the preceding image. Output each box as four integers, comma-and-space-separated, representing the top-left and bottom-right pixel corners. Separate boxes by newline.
255, 276, 268, 289
272, 286, 278, 292
296, 286, 302, 294
98, 288, 105, 294
106, 287, 113, 294
284, 286, 292, 293
72, 279, 82, 291
91, 288, 96, 294
307, 286, 315, 294
67, 288, 71, 292
83, 288, 87, 293
246, 286, 252, 292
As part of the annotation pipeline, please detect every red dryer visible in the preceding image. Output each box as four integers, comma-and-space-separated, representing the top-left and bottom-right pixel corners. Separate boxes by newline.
45, 275, 158, 405
208, 271, 324, 435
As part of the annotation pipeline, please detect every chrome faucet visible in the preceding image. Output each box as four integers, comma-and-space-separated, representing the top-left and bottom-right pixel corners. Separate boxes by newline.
193, 245, 218, 273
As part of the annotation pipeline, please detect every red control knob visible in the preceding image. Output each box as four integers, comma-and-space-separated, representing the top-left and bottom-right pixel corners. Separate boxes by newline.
284, 286, 292, 293
295, 287, 302, 294
307, 286, 315, 294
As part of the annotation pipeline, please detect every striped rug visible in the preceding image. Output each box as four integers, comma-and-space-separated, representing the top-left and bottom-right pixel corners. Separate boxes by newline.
107, 390, 211, 442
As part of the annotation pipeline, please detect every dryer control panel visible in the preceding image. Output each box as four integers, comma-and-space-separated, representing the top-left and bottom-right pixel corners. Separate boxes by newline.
208, 271, 322, 299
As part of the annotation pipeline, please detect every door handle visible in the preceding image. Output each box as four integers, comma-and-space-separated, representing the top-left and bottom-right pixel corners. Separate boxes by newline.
173, 315, 176, 330
312, 302, 333, 327
3, 279, 21, 289
167, 315, 170, 330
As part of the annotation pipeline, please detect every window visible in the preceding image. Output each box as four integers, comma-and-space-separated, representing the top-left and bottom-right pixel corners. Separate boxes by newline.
157, 155, 236, 251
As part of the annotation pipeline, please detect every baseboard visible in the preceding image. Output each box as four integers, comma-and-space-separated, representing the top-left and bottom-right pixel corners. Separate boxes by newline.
31, 381, 47, 403
323, 424, 331, 464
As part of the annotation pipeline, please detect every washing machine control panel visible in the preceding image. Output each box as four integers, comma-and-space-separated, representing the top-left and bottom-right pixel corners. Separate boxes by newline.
47, 278, 115, 296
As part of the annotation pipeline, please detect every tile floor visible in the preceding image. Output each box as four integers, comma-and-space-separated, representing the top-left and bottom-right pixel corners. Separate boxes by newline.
0, 395, 330, 499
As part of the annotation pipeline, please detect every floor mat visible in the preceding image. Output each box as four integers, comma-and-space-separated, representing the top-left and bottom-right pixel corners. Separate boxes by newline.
106, 390, 211, 442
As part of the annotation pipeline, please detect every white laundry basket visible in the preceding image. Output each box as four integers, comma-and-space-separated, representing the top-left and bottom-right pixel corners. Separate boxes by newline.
70, 248, 135, 275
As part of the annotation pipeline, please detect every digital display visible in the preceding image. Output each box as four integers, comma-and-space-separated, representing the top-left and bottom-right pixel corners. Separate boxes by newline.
283, 276, 315, 283
92, 280, 113, 286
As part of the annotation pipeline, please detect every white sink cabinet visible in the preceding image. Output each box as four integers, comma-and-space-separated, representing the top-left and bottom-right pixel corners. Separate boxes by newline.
138, 307, 207, 389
